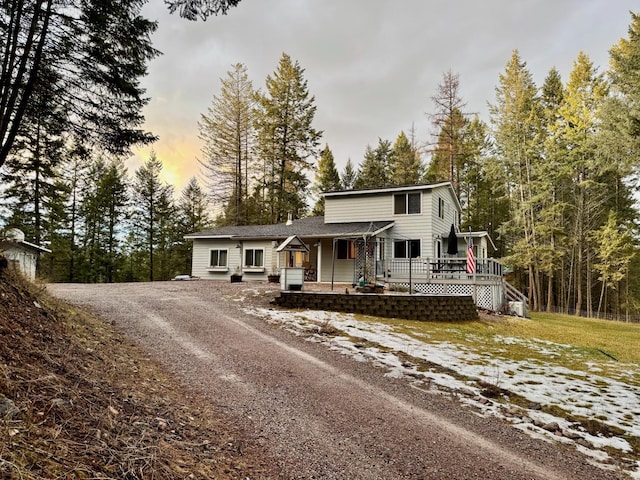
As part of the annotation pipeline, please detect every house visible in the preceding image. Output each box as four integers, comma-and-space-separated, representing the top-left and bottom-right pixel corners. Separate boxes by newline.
0, 228, 51, 281
185, 182, 524, 312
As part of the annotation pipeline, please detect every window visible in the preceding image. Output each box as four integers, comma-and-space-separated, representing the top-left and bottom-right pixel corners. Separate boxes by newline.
438, 197, 445, 219
394, 193, 421, 214
393, 239, 420, 258
337, 239, 356, 259
244, 248, 264, 267
209, 249, 228, 268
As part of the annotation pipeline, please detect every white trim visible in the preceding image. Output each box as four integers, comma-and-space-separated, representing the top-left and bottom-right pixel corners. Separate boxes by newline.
244, 248, 265, 268
323, 182, 451, 197
209, 248, 229, 268
243, 267, 266, 273
276, 235, 309, 252
393, 191, 422, 215
186, 234, 234, 240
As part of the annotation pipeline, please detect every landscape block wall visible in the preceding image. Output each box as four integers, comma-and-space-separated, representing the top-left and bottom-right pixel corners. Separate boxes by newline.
274, 292, 478, 322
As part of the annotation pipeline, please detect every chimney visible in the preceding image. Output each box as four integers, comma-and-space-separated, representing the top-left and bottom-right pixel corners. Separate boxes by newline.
286, 211, 293, 226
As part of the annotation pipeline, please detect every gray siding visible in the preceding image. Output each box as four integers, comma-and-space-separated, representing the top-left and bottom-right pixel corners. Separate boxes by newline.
325, 194, 392, 223
191, 239, 273, 280
324, 185, 461, 263
318, 239, 355, 283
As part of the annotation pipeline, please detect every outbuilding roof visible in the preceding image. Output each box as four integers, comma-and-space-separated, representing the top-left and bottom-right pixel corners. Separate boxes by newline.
0, 239, 51, 253
184, 216, 395, 240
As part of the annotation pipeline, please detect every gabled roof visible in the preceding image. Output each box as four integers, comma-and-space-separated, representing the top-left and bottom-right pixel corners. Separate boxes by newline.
322, 181, 462, 213
185, 216, 395, 240
276, 235, 309, 252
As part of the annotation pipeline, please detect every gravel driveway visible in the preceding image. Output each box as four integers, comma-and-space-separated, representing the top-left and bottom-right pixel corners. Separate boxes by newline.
47, 281, 628, 480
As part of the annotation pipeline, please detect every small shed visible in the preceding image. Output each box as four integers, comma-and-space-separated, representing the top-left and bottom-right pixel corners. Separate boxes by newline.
0, 228, 51, 281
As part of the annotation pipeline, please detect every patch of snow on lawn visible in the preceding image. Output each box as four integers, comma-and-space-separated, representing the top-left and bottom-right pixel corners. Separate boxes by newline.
248, 306, 640, 475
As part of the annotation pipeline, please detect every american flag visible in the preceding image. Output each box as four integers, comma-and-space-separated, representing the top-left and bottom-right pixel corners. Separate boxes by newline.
466, 236, 476, 274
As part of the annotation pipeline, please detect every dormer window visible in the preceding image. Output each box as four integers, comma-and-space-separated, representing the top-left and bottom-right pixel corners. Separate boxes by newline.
394, 193, 421, 215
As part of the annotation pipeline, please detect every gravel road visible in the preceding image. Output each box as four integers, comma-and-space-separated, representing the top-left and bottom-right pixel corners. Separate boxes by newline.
47, 281, 628, 480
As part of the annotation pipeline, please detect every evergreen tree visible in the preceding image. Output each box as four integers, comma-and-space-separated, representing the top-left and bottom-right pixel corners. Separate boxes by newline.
199, 63, 255, 226
130, 152, 175, 281
0, 62, 67, 246
538, 67, 569, 311
176, 177, 212, 274
607, 11, 640, 160
428, 70, 470, 195
598, 11, 640, 218
456, 118, 502, 232
354, 139, 391, 189
341, 158, 357, 190
254, 53, 322, 223
590, 211, 635, 317
166, 0, 242, 20
0, 0, 159, 168
389, 131, 422, 185
312, 145, 342, 215
552, 52, 608, 315
426, 108, 468, 187
489, 50, 544, 309
98, 159, 129, 282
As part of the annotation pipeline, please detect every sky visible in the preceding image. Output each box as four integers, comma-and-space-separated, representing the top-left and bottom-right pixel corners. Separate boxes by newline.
132, 0, 638, 193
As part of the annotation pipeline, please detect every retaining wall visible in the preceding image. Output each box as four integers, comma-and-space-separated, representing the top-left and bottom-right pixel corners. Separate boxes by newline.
274, 292, 478, 322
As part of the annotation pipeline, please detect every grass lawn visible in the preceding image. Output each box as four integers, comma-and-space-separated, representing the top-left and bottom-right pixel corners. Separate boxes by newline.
376, 312, 640, 370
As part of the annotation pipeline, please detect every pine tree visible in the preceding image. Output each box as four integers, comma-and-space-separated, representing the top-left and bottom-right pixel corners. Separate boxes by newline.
176, 177, 212, 274
254, 53, 322, 223
354, 139, 391, 189
199, 63, 255, 226
428, 70, 470, 195
538, 67, 569, 311
98, 159, 129, 282
0, 62, 67, 246
489, 50, 544, 310
590, 211, 635, 317
312, 145, 342, 215
130, 152, 175, 281
553, 52, 608, 316
166, 0, 242, 20
0, 0, 159, 168
341, 159, 357, 190
599, 11, 640, 217
389, 131, 422, 186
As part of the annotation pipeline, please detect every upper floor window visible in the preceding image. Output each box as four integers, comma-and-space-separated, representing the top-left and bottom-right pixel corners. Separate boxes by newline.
394, 193, 421, 215
438, 197, 445, 219
244, 248, 264, 267
210, 249, 228, 268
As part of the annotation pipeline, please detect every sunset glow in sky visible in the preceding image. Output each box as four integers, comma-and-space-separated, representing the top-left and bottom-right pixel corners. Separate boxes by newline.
132, 0, 637, 194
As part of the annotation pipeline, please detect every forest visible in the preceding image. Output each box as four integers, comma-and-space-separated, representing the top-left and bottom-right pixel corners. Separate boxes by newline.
2, 2, 640, 319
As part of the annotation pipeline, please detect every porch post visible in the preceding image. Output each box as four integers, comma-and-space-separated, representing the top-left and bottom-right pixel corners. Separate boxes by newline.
331, 238, 336, 291
316, 240, 322, 283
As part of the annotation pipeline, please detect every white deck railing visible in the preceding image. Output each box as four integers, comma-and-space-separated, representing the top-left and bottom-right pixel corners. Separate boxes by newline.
375, 257, 503, 283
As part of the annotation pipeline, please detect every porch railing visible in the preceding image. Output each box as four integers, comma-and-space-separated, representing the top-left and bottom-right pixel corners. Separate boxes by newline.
375, 257, 503, 283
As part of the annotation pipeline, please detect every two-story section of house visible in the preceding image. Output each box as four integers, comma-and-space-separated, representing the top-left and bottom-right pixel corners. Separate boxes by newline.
187, 182, 495, 283
323, 181, 461, 260
185, 182, 520, 311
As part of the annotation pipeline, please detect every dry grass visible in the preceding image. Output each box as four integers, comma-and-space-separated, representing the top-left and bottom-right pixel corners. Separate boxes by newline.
0, 267, 278, 479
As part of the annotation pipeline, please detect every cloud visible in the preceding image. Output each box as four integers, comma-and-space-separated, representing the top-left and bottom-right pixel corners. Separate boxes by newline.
134, 0, 637, 191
